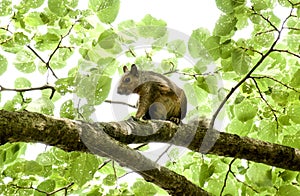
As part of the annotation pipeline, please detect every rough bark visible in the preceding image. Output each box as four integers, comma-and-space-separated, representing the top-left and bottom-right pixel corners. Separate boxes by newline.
0, 110, 209, 195
1, 110, 300, 194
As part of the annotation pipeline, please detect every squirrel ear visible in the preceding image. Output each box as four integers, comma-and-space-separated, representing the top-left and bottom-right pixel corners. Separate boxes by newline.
130, 64, 138, 76
123, 66, 128, 73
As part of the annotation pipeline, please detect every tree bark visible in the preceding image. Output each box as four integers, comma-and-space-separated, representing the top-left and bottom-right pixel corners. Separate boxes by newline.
1, 110, 300, 194
0, 110, 209, 195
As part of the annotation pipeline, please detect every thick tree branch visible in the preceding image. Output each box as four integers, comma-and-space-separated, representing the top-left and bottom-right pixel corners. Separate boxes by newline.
1, 110, 300, 173
0, 110, 209, 195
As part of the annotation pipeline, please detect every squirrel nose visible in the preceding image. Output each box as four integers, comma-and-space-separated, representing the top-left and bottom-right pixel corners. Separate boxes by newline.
117, 87, 125, 94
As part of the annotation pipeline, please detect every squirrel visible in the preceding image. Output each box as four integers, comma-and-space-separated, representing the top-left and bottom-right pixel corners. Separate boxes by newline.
117, 64, 187, 124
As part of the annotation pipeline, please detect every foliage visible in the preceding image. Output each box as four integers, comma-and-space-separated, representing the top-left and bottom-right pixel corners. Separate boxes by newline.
0, 0, 299, 195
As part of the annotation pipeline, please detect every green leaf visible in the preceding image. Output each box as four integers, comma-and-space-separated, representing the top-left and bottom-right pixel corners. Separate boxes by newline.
24, 161, 43, 175
48, 0, 78, 17
137, 14, 167, 39
203, 36, 221, 60
231, 48, 251, 75
283, 133, 300, 149
13, 32, 30, 45
34, 32, 60, 51
118, 20, 138, 43
220, 39, 234, 59
290, 69, 300, 88
287, 103, 300, 124
253, 31, 275, 48
2, 94, 23, 111
234, 99, 258, 122
0, 143, 27, 165
188, 28, 210, 58
251, 0, 275, 11
152, 32, 168, 50
215, 0, 246, 13
14, 77, 31, 88
89, 0, 120, 24
96, 57, 118, 75
271, 87, 289, 105
14, 50, 36, 73
36, 152, 55, 166
246, 163, 272, 187
278, 0, 295, 7
51, 48, 74, 69
276, 185, 300, 196
103, 174, 116, 186
196, 75, 218, 94
167, 39, 186, 58
226, 118, 253, 136
69, 153, 99, 186
97, 29, 118, 49
257, 120, 277, 143
213, 14, 237, 36
279, 170, 298, 182
196, 163, 213, 187
132, 180, 157, 196
95, 76, 112, 105
184, 82, 208, 106
0, 0, 12, 16
55, 77, 75, 95
0, 54, 8, 76
278, 115, 291, 126
35, 179, 56, 196
26, 97, 55, 115
23, 0, 44, 8
24, 12, 45, 26
60, 99, 76, 119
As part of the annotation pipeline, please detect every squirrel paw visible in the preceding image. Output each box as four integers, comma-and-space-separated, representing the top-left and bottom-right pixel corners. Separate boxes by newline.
129, 116, 148, 123
169, 117, 181, 125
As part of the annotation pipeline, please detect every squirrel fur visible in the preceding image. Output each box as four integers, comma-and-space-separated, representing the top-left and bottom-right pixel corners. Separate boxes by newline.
117, 64, 187, 124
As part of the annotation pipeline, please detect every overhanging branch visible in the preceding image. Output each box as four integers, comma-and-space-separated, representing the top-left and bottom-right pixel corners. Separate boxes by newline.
1, 110, 300, 172
0, 110, 209, 195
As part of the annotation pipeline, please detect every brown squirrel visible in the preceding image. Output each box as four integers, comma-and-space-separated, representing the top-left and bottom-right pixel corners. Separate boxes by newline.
117, 64, 187, 124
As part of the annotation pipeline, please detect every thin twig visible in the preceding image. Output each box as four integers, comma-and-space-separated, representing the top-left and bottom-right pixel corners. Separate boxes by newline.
27, 20, 78, 80
252, 75, 300, 93
228, 167, 259, 193
104, 100, 137, 108
250, 77, 279, 128
220, 158, 236, 195
272, 49, 300, 59
251, 7, 279, 32
240, 47, 263, 56
0, 85, 56, 99
255, 29, 277, 36
12, 182, 74, 196
26, 45, 47, 64
98, 159, 112, 170
155, 144, 173, 163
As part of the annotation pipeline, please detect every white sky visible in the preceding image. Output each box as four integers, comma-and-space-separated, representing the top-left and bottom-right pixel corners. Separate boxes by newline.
116, 0, 221, 33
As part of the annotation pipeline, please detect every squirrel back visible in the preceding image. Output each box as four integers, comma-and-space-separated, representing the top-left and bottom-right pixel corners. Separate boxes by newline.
117, 64, 187, 124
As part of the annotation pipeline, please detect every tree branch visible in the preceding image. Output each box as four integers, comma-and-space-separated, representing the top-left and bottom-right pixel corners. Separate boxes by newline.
104, 100, 137, 108
272, 49, 300, 59
0, 110, 209, 195
1, 110, 300, 173
0, 84, 56, 99
250, 77, 279, 128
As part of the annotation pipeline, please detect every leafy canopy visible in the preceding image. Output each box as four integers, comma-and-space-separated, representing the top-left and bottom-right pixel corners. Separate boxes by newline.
0, 0, 300, 195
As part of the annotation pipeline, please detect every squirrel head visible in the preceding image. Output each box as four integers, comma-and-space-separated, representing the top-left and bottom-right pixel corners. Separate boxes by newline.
117, 64, 140, 95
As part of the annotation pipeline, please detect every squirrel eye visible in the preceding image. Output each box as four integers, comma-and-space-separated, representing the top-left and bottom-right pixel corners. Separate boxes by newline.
124, 77, 130, 83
